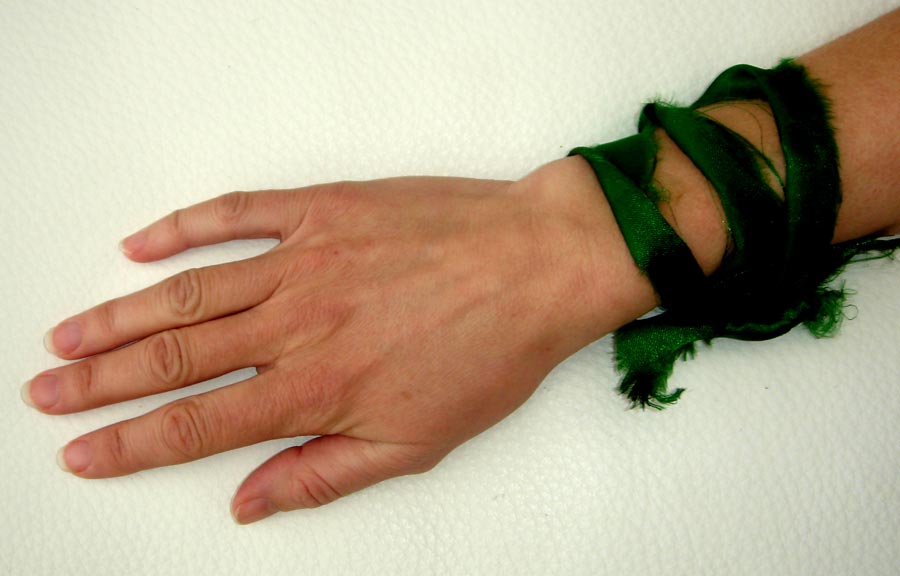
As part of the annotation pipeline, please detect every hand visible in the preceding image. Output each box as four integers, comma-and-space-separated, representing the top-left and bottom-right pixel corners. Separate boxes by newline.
24, 163, 626, 524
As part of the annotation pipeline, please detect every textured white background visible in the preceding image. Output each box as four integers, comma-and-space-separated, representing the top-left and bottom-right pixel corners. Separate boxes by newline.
2, 1, 898, 574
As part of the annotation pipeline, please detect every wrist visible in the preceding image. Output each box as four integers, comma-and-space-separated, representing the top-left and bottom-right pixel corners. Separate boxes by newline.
511, 100, 780, 350
511, 156, 658, 350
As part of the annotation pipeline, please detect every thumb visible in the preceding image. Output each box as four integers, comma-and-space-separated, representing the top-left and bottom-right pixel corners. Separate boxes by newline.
230, 435, 435, 524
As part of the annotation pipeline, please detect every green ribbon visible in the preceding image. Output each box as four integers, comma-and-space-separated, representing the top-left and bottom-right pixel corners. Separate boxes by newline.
569, 59, 900, 409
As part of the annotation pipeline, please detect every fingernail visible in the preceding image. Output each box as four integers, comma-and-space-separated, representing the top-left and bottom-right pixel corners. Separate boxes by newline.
22, 374, 59, 410
44, 321, 82, 355
233, 498, 278, 525
57, 440, 92, 474
119, 228, 148, 255
21, 380, 36, 408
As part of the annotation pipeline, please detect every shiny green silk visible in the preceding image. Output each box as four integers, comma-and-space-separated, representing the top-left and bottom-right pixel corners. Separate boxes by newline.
570, 60, 900, 409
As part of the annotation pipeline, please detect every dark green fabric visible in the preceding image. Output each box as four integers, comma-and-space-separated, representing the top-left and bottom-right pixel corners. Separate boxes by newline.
569, 59, 900, 409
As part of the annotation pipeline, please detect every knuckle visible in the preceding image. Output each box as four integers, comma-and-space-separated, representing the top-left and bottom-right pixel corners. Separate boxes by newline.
144, 330, 191, 390
281, 378, 331, 426
292, 245, 335, 275
312, 180, 354, 204
72, 359, 97, 400
288, 456, 341, 508
169, 208, 185, 234
269, 363, 349, 436
302, 181, 358, 226
106, 424, 131, 470
95, 299, 120, 336
388, 448, 441, 476
284, 362, 342, 412
162, 268, 204, 322
323, 180, 358, 204
288, 476, 328, 508
278, 295, 352, 343
407, 454, 440, 475
159, 399, 211, 459
213, 191, 251, 227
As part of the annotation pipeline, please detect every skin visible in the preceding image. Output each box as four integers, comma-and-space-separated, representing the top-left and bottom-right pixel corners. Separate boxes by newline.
23, 9, 899, 524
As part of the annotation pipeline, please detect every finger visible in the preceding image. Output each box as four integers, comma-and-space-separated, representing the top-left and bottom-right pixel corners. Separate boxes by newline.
230, 436, 438, 524
120, 188, 317, 262
44, 257, 280, 360
55, 367, 339, 478
28, 309, 271, 415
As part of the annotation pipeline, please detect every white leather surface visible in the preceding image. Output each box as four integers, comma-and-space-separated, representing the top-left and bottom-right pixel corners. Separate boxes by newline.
2, 1, 898, 574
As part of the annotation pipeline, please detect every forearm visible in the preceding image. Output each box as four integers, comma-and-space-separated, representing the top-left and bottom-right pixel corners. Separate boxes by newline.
800, 8, 900, 242
517, 8, 900, 345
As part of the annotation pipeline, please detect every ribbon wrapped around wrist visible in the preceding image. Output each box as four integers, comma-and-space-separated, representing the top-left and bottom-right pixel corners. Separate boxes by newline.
569, 59, 900, 409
